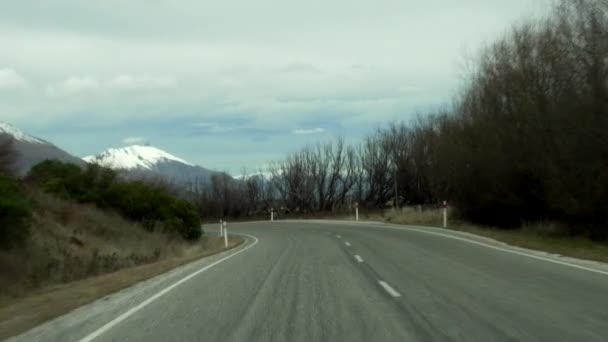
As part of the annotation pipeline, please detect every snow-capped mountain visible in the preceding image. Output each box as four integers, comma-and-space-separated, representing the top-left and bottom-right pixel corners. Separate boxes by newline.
83, 145, 194, 170
0, 122, 85, 176
0, 122, 45, 144
0, 122, 220, 186
84, 145, 216, 186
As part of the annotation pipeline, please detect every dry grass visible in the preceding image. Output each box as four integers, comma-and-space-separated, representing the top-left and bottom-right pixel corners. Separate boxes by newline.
0, 235, 243, 340
0, 190, 246, 339
384, 206, 444, 226
382, 207, 608, 264
0, 191, 190, 302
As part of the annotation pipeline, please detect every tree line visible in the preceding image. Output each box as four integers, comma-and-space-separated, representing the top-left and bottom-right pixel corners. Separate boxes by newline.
195, 0, 608, 239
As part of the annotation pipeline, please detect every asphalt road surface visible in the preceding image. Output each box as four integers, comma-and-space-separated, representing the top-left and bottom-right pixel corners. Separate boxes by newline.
13, 221, 608, 341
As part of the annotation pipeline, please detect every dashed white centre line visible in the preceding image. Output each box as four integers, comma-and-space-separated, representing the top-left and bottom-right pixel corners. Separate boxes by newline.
354, 255, 364, 263
336, 235, 342, 239
344, 241, 351, 247
378, 280, 401, 298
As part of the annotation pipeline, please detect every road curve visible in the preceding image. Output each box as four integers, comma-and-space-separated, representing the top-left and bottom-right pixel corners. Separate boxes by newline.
12, 221, 608, 341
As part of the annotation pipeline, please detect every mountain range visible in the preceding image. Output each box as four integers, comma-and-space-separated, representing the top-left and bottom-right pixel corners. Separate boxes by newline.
84, 145, 216, 186
0, 122, 85, 176
0, 122, 218, 186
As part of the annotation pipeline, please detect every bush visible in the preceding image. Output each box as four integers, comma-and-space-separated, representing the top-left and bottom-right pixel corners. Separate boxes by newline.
27, 161, 202, 241
0, 175, 31, 247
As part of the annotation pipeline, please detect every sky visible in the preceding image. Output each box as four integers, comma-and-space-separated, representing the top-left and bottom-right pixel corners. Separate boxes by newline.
0, 0, 547, 174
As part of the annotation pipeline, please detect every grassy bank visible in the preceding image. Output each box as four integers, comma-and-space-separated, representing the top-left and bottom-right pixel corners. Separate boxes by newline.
0, 190, 189, 301
0, 188, 245, 339
384, 207, 608, 264
0, 233, 243, 339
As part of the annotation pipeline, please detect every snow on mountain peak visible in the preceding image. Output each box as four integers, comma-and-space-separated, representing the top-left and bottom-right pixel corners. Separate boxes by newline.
84, 145, 194, 170
0, 122, 44, 144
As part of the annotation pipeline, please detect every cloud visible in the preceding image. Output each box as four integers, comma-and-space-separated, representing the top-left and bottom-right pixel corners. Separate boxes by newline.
108, 75, 177, 91
45, 74, 177, 97
292, 127, 326, 135
0, 0, 543, 172
193, 122, 215, 128
46, 76, 99, 96
193, 121, 254, 134
122, 136, 147, 145
397, 85, 424, 94
0, 68, 28, 89
279, 63, 323, 74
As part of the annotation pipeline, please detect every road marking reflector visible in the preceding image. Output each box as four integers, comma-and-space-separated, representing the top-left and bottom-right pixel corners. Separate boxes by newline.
336, 235, 342, 239
344, 241, 351, 247
378, 280, 401, 298
354, 255, 364, 263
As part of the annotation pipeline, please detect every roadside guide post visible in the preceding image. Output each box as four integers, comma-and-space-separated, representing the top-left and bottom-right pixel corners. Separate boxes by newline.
271, 208, 274, 222
219, 219, 224, 237
442, 201, 448, 228
223, 221, 228, 248
355, 202, 359, 222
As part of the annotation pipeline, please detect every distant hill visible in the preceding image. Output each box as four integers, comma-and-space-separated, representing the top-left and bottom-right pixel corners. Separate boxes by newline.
0, 122, 85, 176
0, 121, 223, 187
84, 145, 218, 187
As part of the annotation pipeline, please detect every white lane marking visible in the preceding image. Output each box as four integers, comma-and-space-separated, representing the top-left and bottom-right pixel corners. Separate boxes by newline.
344, 241, 351, 247
383, 226, 608, 277
354, 255, 364, 263
308, 219, 608, 277
79, 234, 259, 342
336, 235, 342, 239
378, 280, 401, 297
222, 220, 608, 277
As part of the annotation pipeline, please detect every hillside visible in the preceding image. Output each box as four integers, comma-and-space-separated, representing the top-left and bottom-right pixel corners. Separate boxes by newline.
0, 122, 85, 176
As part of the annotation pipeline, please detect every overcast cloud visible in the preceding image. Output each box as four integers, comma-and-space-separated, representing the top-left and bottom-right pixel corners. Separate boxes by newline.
0, 0, 547, 173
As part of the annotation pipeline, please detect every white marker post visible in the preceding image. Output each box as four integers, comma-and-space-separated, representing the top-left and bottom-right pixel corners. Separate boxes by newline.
223, 221, 228, 248
219, 219, 223, 237
270, 208, 274, 222
354, 202, 359, 222
442, 201, 448, 228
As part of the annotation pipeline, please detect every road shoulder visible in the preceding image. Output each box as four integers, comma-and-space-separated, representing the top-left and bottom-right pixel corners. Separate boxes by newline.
297, 219, 608, 276
3, 235, 247, 341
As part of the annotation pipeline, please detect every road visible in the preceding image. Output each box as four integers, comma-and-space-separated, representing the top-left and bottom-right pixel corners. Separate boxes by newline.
12, 221, 608, 341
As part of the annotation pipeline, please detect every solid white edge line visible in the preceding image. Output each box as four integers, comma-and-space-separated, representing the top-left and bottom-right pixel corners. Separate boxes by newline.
344, 241, 351, 247
79, 234, 259, 342
228, 220, 608, 277
378, 280, 401, 297
354, 255, 364, 263
380, 225, 608, 277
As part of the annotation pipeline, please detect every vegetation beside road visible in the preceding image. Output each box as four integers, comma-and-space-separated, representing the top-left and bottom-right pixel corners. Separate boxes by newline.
0, 139, 215, 314
0, 234, 244, 340
0, 174, 31, 247
196, 0, 608, 243
0, 139, 245, 339
384, 208, 608, 264
0, 190, 196, 301
27, 160, 201, 241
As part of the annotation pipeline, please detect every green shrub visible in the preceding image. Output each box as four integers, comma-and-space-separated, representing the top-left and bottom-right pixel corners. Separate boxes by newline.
172, 200, 202, 240
0, 175, 31, 247
27, 161, 202, 241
